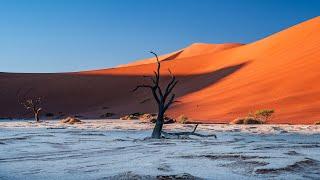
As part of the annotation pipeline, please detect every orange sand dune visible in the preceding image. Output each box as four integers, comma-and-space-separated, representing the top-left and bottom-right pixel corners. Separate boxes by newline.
118, 43, 242, 67
0, 17, 319, 124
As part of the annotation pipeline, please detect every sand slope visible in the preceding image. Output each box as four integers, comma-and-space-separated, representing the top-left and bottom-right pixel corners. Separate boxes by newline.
0, 17, 319, 124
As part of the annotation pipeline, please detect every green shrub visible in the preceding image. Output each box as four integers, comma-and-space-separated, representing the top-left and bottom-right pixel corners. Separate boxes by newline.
255, 109, 275, 122
243, 117, 265, 124
230, 117, 265, 124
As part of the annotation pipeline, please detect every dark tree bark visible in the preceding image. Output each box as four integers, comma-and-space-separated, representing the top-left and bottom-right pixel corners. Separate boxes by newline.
34, 107, 42, 122
133, 52, 178, 139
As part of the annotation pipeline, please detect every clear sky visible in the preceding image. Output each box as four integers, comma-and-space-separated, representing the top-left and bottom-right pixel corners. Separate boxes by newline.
0, 0, 319, 73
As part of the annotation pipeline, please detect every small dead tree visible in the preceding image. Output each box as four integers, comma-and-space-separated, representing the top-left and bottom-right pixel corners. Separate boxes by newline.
133, 51, 178, 139
18, 89, 42, 122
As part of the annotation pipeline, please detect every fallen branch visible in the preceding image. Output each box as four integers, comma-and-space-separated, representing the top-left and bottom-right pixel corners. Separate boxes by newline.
161, 124, 217, 139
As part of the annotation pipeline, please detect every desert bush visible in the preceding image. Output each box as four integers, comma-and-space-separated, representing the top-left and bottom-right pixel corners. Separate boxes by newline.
121, 112, 176, 124
120, 112, 144, 120
314, 121, 320, 125
140, 113, 156, 120
255, 109, 275, 121
176, 115, 189, 124
131, 112, 144, 116
230, 117, 265, 124
244, 117, 265, 124
138, 113, 175, 124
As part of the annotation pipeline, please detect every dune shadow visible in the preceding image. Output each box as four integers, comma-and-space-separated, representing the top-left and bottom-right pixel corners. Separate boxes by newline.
0, 61, 249, 118
161, 50, 184, 62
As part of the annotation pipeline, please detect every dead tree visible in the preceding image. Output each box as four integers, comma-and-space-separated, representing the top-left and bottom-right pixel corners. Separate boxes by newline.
18, 89, 42, 122
133, 51, 178, 139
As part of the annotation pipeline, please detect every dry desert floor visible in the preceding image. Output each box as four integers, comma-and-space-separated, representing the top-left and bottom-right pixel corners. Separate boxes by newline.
1, 120, 320, 179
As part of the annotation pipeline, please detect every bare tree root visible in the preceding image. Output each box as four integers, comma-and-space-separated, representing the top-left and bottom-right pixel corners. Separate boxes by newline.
161, 124, 217, 139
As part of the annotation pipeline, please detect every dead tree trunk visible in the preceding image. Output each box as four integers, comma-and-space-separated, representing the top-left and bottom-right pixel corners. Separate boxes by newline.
34, 108, 42, 122
152, 113, 164, 138
133, 52, 178, 139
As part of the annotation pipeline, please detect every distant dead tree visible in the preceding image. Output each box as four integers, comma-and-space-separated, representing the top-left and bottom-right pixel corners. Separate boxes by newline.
133, 51, 178, 139
18, 89, 42, 122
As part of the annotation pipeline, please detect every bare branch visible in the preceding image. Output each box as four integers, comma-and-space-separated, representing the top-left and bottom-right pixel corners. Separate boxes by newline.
151, 87, 160, 104
167, 80, 178, 95
163, 81, 178, 104
192, 124, 199, 133
162, 131, 217, 139
150, 51, 161, 86
164, 93, 175, 112
151, 77, 156, 84
168, 69, 174, 77
132, 85, 153, 92
139, 98, 151, 104
156, 86, 164, 100
161, 124, 217, 139
150, 51, 160, 66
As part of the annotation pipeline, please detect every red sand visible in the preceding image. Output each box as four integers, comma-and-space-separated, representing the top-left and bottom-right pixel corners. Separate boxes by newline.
1, 17, 319, 124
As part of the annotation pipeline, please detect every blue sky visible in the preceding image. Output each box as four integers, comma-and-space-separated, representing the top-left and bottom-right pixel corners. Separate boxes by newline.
0, 0, 319, 73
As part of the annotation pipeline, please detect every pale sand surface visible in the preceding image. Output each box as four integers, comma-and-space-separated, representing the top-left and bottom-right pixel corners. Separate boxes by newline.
1, 119, 320, 179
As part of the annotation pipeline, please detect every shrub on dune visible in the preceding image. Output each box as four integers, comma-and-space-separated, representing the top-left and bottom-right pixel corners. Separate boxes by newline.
314, 121, 320, 125
243, 117, 265, 124
255, 109, 275, 122
231, 109, 275, 124
230, 117, 265, 124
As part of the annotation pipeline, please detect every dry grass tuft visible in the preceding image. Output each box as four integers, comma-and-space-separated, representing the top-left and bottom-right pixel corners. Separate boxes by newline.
176, 115, 189, 124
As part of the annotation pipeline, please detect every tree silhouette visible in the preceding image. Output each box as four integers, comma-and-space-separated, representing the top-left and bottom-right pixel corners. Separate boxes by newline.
18, 89, 42, 122
133, 51, 178, 138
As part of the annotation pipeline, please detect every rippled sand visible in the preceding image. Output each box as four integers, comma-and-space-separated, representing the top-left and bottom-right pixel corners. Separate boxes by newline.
1, 120, 320, 179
